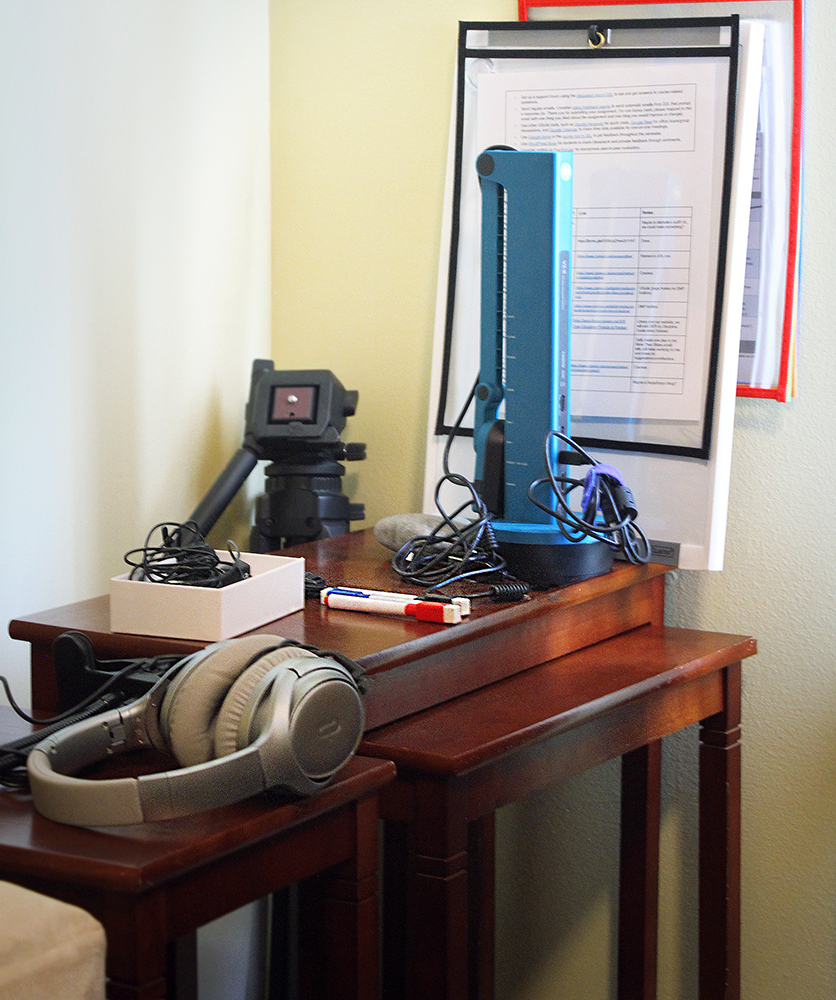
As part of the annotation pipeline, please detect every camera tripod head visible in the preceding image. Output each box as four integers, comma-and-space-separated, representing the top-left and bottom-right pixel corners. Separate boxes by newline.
188, 360, 365, 551
243, 361, 365, 465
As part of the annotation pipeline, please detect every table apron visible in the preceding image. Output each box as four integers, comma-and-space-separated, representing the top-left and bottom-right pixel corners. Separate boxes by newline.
383, 668, 726, 829
363, 577, 664, 728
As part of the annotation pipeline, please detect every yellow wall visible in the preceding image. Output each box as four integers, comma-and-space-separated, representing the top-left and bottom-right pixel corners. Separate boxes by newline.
271, 3, 836, 998
271, 0, 517, 522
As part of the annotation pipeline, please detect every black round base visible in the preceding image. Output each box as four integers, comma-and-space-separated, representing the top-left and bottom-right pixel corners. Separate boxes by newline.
499, 539, 614, 589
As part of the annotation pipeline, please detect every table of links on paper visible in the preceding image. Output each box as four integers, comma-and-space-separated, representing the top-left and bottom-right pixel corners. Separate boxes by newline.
573, 205, 693, 399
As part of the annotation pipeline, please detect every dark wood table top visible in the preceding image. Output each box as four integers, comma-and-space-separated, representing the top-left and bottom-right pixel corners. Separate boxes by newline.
10, 529, 670, 727
361, 626, 756, 775
0, 708, 394, 893
10, 530, 668, 662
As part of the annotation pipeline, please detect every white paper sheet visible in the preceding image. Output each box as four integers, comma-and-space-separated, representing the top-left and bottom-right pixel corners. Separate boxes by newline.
477, 59, 730, 426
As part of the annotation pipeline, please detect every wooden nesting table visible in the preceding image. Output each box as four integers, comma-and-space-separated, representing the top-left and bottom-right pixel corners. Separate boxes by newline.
360, 624, 754, 1000
7, 529, 754, 999
0, 703, 394, 1000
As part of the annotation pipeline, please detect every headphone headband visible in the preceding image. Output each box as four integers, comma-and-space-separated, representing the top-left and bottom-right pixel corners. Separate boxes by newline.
27, 637, 365, 826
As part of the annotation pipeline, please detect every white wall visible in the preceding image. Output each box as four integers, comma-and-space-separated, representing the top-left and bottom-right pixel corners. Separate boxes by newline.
0, 1, 271, 706
0, 5, 271, 998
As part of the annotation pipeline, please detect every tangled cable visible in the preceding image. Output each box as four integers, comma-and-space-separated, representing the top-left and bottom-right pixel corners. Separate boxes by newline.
527, 431, 650, 565
0, 649, 185, 789
391, 380, 514, 593
124, 521, 250, 588
390, 478, 509, 591
391, 377, 650, 595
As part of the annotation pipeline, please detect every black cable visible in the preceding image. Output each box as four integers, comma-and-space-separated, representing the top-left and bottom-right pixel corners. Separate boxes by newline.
304, 572, 328, 599
0, 651, 183, 728
124, 521, 250, 588
527, 430, 650, 565
0, 645, 189, 789
464, 581, 531, 601
391, 379, 513, 592
0, 694, 126, 789
395, 377, 650, 590
276, 639, 367, 693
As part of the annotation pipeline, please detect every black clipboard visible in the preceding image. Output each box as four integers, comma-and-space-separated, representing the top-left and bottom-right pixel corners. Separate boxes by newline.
435, 17, 746, 460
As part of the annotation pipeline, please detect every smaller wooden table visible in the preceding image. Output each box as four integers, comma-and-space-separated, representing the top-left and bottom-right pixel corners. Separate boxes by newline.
0, 708, 394, 1000
359, 625, 755, 1000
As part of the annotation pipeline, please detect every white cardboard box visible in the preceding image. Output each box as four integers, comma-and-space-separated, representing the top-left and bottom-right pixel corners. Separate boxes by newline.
110, 551, 305, 641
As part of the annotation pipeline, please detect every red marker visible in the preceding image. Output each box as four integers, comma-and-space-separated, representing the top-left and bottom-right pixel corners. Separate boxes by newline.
321, 592, 462, 624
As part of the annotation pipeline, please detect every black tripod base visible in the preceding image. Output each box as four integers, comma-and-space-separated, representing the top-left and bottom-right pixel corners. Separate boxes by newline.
251, 461, 364, 552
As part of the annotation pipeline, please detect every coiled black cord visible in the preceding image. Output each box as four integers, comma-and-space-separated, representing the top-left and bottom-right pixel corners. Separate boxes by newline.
466, 580, 532, 601
124, 521, 250, 588
527, 431, 650, 565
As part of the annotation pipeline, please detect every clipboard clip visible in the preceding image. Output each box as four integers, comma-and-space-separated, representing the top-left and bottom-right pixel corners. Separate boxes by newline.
588, 24, 607, 49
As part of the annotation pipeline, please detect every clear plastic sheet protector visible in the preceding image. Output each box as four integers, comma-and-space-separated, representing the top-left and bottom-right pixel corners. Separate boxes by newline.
423, 17, 764, 569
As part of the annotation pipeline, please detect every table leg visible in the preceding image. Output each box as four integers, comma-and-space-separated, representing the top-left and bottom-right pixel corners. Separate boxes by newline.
698, 662, 742, 1000
96, 893, 170, 1000
299, 795, 382, 1000
408, 777, 470, 1000
381, 820, 411, 1000
618, 740, 662, 1000
468, 815, 495, 1000
166, 935, 198, 1000
382, 810, 492, 1000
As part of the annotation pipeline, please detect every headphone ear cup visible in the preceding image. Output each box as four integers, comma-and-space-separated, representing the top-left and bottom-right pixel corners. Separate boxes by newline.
230, 656, 365, 789
213, 647, 318, 758
283, 664, 365, 780
161, 635, 287, 767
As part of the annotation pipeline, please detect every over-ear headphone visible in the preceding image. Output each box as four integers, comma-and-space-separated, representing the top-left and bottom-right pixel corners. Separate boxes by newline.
27, 634, 366, 827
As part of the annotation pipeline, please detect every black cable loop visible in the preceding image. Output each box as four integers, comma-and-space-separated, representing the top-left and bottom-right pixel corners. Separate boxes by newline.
0, 654, 183, 727
531, 431, 650, 565
391, 377, 515, 592
394, 374, 650, 596
124, 521, 250, 588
